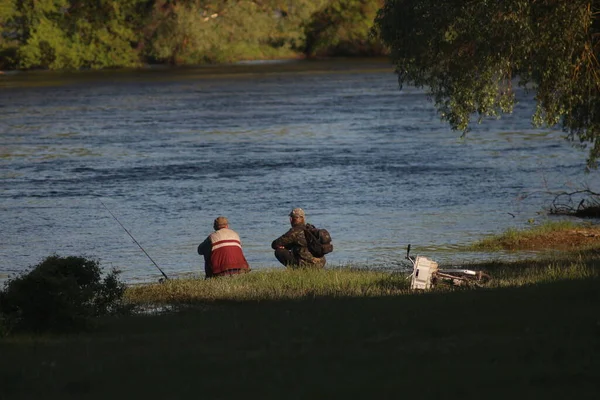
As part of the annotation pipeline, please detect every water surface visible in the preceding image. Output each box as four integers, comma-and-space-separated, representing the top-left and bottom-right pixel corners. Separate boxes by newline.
1, 59, 597, 283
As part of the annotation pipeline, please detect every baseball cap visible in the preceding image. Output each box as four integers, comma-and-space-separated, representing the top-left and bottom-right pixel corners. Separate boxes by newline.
289, 208, 305, 218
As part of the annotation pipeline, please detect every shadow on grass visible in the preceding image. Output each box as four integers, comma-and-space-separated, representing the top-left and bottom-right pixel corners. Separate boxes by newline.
1, 277, 599, 400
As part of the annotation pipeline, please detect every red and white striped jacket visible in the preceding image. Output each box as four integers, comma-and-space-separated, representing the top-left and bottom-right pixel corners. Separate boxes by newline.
206, 228, 250, 275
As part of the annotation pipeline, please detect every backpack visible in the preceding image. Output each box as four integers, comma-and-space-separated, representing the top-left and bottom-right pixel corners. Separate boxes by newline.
304, 224, 333, 258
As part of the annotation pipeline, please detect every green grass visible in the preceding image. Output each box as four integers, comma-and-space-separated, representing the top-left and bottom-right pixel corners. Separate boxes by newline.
468, 220, 590, 251
123, 253, 600, 309
1, 254, 600, 399
125, 267, 410, 307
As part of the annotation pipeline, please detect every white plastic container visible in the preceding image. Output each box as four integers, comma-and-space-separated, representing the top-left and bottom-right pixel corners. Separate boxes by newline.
410, 256, 439, 290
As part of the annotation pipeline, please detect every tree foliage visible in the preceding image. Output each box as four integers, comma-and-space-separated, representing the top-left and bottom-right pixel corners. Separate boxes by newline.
0, 0, 387, 70
14, 0, 146, 70
0, 255, 128, 334
0, 0, 19, 68
374, 0, 600, 168
148, 0, 306, 65
305, 0, 385, 57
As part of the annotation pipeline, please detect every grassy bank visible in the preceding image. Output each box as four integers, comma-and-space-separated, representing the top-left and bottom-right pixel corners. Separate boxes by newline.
123, 241, 600, 309
125, 267, 410, 306
2, 248, 600, 399
468, 221, 600, 251
3, 220, 600, 400
1, 278, 598, 399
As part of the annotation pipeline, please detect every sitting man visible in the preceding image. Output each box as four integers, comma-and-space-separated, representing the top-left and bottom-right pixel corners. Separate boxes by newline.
198, 216, 250, 278
271, 208, 326, 269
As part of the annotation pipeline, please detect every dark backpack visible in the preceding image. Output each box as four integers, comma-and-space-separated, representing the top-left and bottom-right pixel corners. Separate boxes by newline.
304, 224, 333, 258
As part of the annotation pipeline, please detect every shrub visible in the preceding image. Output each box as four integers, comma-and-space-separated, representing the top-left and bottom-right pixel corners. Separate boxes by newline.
0, 255, 128, 334
304, 0, 386, 57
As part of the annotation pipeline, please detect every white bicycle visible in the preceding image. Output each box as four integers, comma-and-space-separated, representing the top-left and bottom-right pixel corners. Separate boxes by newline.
405, 244, 491, 290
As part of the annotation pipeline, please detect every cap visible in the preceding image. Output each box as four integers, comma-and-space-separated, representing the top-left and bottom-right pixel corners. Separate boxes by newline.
213, 216, 229, 230
289, 208, 305, 218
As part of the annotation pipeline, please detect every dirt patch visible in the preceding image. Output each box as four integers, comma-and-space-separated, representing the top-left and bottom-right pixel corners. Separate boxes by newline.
505, 228, 600, 251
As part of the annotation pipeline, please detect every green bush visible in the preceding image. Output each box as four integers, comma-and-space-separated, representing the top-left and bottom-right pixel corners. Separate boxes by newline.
304, 0, 386, 57
0, 255, 128, 334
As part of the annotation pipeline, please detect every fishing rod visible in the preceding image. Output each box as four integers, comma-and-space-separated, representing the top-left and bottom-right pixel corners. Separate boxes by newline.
100, 200, 170, 281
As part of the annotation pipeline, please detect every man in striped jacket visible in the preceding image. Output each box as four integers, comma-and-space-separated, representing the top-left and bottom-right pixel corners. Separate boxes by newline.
198, 216, 250, 278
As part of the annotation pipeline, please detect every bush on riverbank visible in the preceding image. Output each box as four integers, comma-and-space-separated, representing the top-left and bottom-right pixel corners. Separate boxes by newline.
0, 255, 128, 334
0, 0, 388, 71
304, 0, 386, 57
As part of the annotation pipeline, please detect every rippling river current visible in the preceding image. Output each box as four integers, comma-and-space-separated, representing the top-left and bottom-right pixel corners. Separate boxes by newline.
1, 59, 598, 283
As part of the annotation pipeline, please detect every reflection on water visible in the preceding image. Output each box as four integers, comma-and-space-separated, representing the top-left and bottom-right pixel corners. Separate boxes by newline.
1, 59, 598, 283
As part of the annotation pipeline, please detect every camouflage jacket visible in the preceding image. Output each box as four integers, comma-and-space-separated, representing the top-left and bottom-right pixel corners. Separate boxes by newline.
271, 223, 326, 268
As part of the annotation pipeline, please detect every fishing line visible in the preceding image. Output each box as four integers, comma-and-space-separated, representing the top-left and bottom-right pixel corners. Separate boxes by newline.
100, 200, 170, 281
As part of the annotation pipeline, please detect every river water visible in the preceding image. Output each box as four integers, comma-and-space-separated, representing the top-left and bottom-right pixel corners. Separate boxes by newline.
1, 59, 598, 283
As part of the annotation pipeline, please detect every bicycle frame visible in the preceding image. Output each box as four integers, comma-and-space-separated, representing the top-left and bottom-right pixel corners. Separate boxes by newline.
405, 244, 490, 290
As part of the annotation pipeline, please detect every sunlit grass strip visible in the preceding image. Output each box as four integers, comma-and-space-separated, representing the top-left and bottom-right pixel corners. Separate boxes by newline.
125, 268, 411, 306
462, 246, 600, 288
125, 254, 600, 308
484, 261, 599, 288
468, 220, 593, 250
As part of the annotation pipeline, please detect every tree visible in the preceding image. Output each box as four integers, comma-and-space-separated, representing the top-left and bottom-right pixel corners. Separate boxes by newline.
264, 0, 329, 53
14, 0, 146, 70
0, 0, 19, 69
147, 0, 278, 65
146, 0, 326, 65
0, 255, 127, 334
305, 0, 385, 57
374, 0, 600, 168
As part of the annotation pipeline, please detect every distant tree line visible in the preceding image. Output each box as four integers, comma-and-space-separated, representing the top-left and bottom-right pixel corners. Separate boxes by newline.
0, 0, 387, 70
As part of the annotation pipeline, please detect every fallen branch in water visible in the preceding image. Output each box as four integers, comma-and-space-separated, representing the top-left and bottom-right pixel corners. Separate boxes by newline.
548, 189, 600, 218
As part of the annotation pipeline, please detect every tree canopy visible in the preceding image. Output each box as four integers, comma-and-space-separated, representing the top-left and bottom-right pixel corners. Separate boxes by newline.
374, 0, 600, 168
0, 1, 387, 70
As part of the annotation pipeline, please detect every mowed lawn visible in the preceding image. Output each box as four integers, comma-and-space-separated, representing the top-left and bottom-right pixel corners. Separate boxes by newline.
1, 271, 599, 400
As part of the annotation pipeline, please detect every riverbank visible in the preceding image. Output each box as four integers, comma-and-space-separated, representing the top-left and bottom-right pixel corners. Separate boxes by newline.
469, 221, 600, 251
2, 242, 600, 399
0, 57, 394, 89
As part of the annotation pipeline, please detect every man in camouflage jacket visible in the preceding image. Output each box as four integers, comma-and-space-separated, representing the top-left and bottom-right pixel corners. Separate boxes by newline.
271, 208, 326, 268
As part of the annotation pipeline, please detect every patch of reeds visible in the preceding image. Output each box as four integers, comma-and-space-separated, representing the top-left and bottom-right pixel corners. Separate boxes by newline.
467, 220, 591, 251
